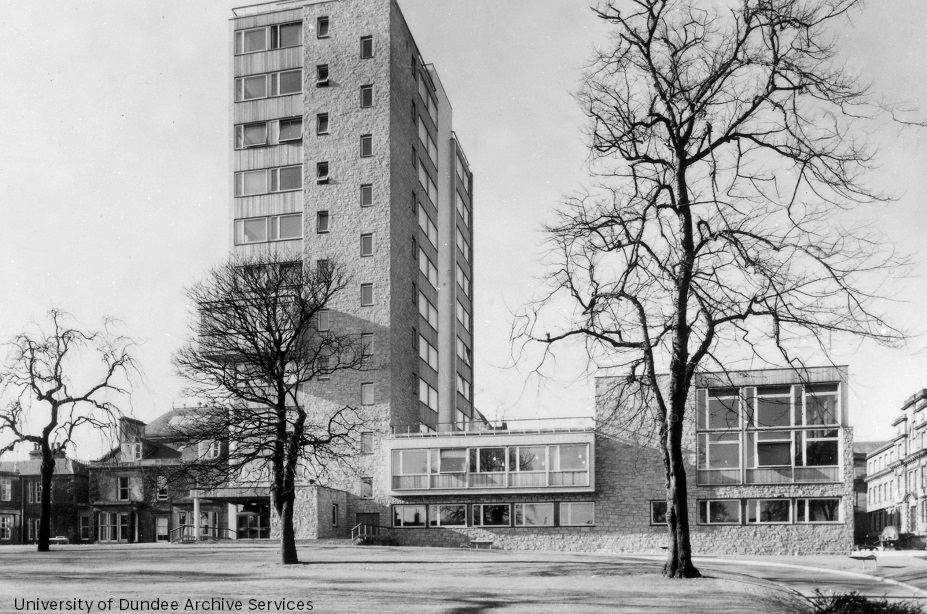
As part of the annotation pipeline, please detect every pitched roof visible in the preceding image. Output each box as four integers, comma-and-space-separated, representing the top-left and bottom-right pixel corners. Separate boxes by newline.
0, 457, 88, 476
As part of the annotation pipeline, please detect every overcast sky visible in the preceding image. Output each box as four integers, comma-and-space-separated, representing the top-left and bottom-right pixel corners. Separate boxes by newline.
1, 0, 926, 458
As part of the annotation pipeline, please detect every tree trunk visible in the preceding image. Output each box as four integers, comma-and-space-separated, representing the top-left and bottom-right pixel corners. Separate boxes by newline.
37, 444, 53, 552
279, 496, 298, 564
664, 399, 700, 578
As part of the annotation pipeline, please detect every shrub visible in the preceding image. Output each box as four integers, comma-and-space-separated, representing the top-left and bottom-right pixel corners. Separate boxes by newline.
813, 591, 925, 614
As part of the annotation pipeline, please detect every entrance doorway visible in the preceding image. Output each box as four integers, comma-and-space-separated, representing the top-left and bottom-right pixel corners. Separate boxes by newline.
237, 503, 271, 539
356, 513, 380, 536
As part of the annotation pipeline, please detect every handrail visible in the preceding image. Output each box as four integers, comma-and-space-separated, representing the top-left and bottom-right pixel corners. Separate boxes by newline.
168, 524, 237, 542
351, 523, 392, 541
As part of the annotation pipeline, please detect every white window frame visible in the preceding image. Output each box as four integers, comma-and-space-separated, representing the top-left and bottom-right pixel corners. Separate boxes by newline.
0, 478, 11, 502
418, 205, 438, 248
360, 432, 374, 455
393, 504, 426, 528
234, 213, 303, 245
650, 500, 668, 525
316, 64, 329, 87
472, 503, 511, 527
155, 516, 169, 542
360, 283, 374, 307
235, 69, 302, 101
361, 383, 374, 406
117, 476, 129, 501
317, 161, 330, 184
697, 499, 742, 525
156, 475, 168, 501
514, 503, 554, 527
316, 113, 329, 135
0, 515, 12, 540
418, 379, 438, 412
316, 16, 330, 39
360, 84, 373, 108
360, 183, 373, 207
360, 134, 373, 158
234, 22, 302, 55
419, 292, 438, 330
317, 211, 330, 234
428, 504, 466, 527
795, 497, 841, 523
746, 498, 792, 525
360, 233, 374, 257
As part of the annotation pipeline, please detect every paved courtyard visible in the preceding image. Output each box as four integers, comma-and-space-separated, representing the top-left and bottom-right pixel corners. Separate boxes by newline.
0, 542, 924, 613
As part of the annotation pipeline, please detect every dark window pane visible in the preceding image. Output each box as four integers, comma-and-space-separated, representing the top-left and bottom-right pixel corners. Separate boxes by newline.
806, 440, 839, 466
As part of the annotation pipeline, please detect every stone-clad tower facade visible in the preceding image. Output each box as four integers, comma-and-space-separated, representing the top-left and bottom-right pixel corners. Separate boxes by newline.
229, 0, 476, 438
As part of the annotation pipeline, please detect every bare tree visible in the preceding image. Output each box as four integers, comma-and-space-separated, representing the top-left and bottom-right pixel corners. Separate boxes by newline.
516, 0, 910, 578
0, 309, 137, 552
172, 254, 365, 565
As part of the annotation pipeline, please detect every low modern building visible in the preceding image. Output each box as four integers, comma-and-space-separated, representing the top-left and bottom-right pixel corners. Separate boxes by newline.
865, 389, 927, 543
371, 366, 854, 555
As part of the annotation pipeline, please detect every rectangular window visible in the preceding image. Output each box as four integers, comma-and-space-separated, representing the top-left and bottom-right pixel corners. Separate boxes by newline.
28, 517, 35, 541
804, 384, 839, 425
456, 264, 471, 297
361, 383, 374, 406
316, 64, 329, 87
0, 479, 8, 502
332, 504, 339, 526
317, 309, 330, 332
428, 504, 466, 527
276, 116, 303, 143
360, 85, 373, 108
79, 515, 90, 541
456, 301, 471, 332
418, 335, 438, 371
697, 500, 741, 525
360, 283, 374, 306
418, 205, 438, 248
650, 501, 668, 525
697, 432, 741, 469
235, 122, 267, 148
234, 166, 302, 196
317, 211, 330, 234
755, 386, 792, 427
456, 374, 471, 401
361, 477, 373, 499
317, 259, 330, 277
205, 441, 222, 460
360, 184, 373, 207
560, 502, 595, 526
360, 432, 374, 455
317, 161, 330, 184
360, 233, 373, 257
316, 16, 330, 38
0, 515, 11, 540
746, 499, 791, 524
394, 504, 426, 527
360, 134, 373, 157
156, 517, 169, 542
418, 161, 438, 204
417, 117, 438, 167
418, 248, 438, 289
706, 389, 740, 430
316, 113, 329, 135
361, 333, 374, 357
456, 191, 471, 228
157, 475, 168, 500
360, 35, 373, 59
234, 214, 302, 245
419, 292, 438, 330
118, 477, 129, 501
235, 22, 302, 54
456, 337, 472, 366
418, 75, 438, 123
455, 228, 471, 262
756, 431, 791, 467
235, 69, 302, 101
473, 504, 510, 527
456, 154, 471, 193
514, 503, 554, 527
418, 379, 439, 412
796, 498, 841, 523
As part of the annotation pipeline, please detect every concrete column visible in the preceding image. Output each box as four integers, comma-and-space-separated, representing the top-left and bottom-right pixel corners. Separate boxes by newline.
228, 503, 238, 540
193, 496, 201, 541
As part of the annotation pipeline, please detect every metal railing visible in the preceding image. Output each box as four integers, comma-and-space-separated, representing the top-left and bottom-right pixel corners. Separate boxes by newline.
391, 417, 596, 437
168, 524, 236, 543
697, 465, 841, 486
351, 523, 392, 543
392, 470, 590, 491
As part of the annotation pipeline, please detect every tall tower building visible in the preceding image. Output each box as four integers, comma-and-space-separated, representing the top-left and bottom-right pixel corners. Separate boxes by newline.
229, 0, 476, 436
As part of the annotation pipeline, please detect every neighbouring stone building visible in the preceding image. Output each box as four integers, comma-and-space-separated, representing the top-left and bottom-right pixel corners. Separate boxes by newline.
865, 389, 927, 546
0, 449, 89, 545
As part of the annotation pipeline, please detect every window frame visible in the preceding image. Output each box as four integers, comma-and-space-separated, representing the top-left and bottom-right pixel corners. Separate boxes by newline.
795, 497, 841, 524
360, 432, 374, 455
514, 502, 554, 527
360, 183, 373, 207
360, 134, 373, 158
0, 478, 10, 502
559, 502, 595, 526
316, 16, 330, 39
117, 476, 130, 502
746, 498, 792, 524
361, 477, 373, 499
360, 35, 373, 59
393, 504, 426, 528
360, 283, 374, 307
360, 233, 374, 257
428, 504, 467, 527
316, 64, 330, 87
360, 85, 373, 108
472, 503, 511, 527
697, 499, 742, 525
316, 161, 330, 184
156, 475, 168, 501
316, 113, 330, 135
316, 211, 330, 234
650, 500, 668, 525
361, 382, 374, 406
